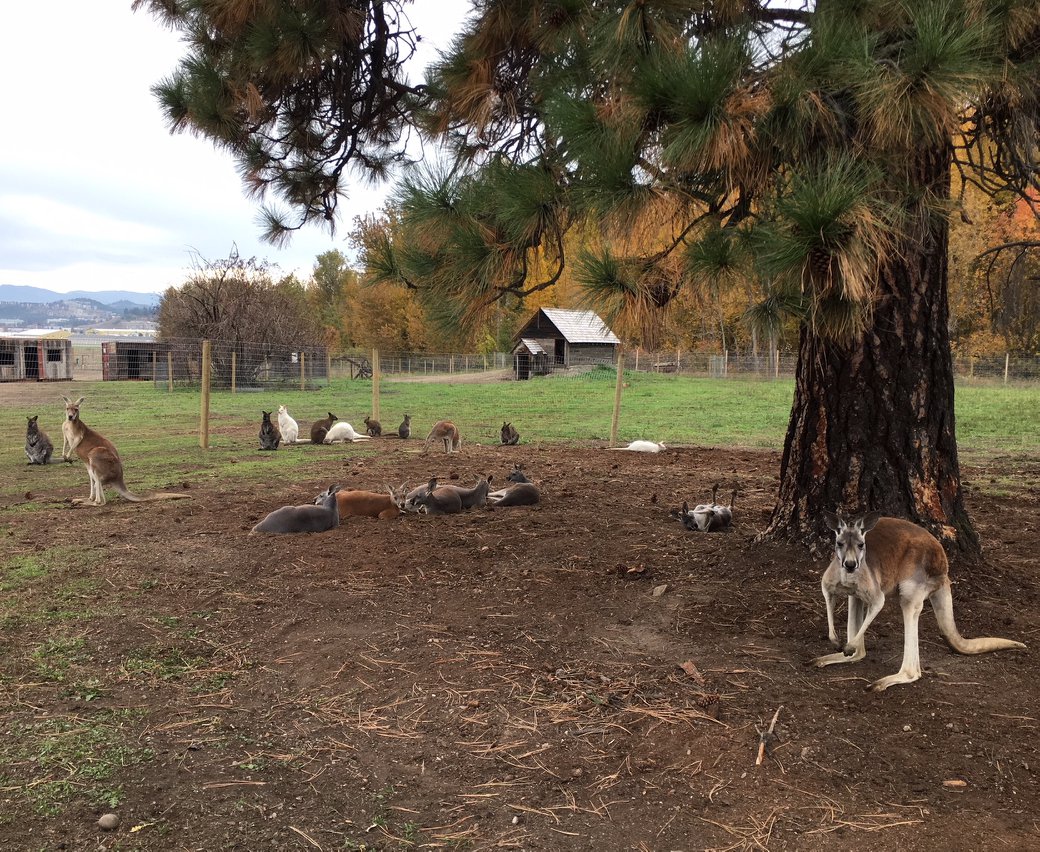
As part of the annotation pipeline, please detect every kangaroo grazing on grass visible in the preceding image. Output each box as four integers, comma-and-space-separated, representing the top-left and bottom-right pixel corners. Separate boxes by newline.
500, 422, 519, 445
398, 414, 411, 439
310, 412, 338, 444
60, 396, 190, 506
320, 485, 406, 521
25, 415, 54, 465
410, 478, 464, 515
816, 511, 1026, 692
259, 411, 281, 450
252, 485, 341, 534
424, 420, 461, 454
364, 416, 382, 437
677, 484, 735, 532
277, 405, 300, 444
323, 421, 371, 443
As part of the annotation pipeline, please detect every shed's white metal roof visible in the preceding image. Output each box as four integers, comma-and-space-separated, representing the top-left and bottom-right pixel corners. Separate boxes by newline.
540, 309, 620, 344
517, 337, 547, 355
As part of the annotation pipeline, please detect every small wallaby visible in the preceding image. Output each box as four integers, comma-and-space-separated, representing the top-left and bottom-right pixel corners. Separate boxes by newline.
364, 416, 382, 437
411, 477, 464, 515
501, 422, 520, 445
398, 414, 411, 439
611, 440, 666, 453
277, 405, 301, 444
259, 411, 281, 450
310, 412, 338, 444
252, 484, 341, 534
25, 415, 54, 465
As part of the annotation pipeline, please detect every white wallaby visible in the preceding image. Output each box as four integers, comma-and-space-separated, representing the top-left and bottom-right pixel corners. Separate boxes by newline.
816, 511, 1026, 691
610, 440, 666, 453
277, 405, 301, 443
324, 422, 371, 443
252, 485, 341, 534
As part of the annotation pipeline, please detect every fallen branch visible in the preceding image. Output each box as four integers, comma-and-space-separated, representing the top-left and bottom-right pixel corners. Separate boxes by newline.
755, 705, 783, 766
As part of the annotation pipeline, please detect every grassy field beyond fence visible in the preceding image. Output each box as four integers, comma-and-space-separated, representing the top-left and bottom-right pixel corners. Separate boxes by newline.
2, 372, 1038, 502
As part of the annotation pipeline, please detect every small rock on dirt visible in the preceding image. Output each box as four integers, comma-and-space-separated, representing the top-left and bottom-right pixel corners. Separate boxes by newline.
652, 584, 668, 597
97, 813, 120, 831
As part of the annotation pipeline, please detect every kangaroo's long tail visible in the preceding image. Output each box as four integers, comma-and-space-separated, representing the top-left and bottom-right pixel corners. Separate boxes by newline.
114, 482, 191, 502
930, 581, 1026, 654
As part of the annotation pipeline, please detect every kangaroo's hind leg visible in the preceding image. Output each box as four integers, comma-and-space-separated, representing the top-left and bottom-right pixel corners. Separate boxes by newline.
869, 583, 929, 691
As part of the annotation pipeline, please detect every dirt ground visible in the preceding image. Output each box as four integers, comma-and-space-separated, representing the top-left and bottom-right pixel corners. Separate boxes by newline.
2, 425, 1039, 850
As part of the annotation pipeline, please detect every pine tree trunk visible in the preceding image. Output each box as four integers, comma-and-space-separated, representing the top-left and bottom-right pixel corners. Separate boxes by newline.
763, 148, 979, 558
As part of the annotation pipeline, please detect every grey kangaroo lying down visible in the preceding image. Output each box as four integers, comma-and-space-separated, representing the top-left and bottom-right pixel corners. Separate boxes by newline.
487, 465, 540, 506
409, 478, 464, 515
252, 485, 341, 533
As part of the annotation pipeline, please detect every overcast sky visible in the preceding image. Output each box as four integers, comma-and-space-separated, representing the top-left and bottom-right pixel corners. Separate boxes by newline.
0, 1, 470, 295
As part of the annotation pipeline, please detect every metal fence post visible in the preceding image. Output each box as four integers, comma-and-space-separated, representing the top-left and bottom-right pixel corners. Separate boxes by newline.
231, 350, 237, 394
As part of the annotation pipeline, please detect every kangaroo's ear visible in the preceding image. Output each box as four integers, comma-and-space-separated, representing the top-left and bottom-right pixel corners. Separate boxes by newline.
487, 473, 493, 484
682, 501, 690, 514
858, 511, 882, 532
427, 477, 438, 489
822, 511, 841, 532
60, 396, 70, 404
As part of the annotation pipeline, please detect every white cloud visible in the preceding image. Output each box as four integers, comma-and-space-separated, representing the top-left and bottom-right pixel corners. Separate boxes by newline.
0, 0, 470, 295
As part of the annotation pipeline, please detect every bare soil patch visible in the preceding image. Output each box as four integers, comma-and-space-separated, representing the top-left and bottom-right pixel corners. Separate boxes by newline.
1, 439, 1038, 850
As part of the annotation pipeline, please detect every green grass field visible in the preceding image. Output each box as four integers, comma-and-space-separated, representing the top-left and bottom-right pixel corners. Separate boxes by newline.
2, 372, 1038, 502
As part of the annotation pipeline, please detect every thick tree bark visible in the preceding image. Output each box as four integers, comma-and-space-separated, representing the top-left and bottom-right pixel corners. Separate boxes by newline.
764, 147, 979, 559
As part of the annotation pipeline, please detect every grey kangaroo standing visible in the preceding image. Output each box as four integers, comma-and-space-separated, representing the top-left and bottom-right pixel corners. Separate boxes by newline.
310, 412, 338, 444
25, 415, 54, 465
259, 411, 281, 450
252, 485, 342, 534
398, 414, 411, 439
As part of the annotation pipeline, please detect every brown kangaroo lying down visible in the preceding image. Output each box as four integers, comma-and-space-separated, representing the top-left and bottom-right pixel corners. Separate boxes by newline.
61, 396, 190, 506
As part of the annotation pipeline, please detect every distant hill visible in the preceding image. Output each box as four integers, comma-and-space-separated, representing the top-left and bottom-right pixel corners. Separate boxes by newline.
0, 284, 160, 307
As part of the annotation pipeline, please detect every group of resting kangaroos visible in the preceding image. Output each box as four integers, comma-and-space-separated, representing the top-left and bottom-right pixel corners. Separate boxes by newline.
21, 395, 1026, 693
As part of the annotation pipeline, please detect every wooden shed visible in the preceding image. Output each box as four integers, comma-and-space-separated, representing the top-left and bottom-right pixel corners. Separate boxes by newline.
511, 308, 620, 379
102, 340, 164, 380
0, 335, 74, 382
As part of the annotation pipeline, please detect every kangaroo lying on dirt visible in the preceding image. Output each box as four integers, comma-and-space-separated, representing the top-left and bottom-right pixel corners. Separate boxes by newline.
816, 511, 1026, 691
319, 485, 406, 521
310, 412, 338, 444
410, 478, 464, 515
61, 396, 190, 506
424, 420, 461, 454
25, 415, 54, 465
676, 484, 735, 532
323, 421, 371, 443
252, 485, 341, 534
500, 422, 519, 445
488, 466, 540, 507
277, 405, 301, 443
259, 411, 281, 450
443, 475, 493, 509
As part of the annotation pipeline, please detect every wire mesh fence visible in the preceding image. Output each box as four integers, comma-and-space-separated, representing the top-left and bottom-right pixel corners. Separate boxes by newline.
56, 338, 1040, 387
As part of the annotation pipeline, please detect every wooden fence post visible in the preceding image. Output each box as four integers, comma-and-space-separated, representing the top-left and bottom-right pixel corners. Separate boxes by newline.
372, 348, 381, 421
199, 340, 211, 449
300, 352, 306, 391
167, 351, 174, 393
610, 347, 624, 446
326, 352, 332, 384
1004, 353, 1010, 385
231, 350, 237, 394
